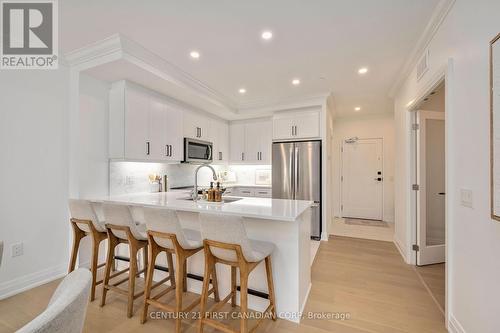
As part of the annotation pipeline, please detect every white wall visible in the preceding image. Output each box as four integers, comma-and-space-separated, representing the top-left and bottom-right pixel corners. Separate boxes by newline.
78, 74, 110, 199
393, 0, 500, 331
0, 68, 70, 298
332, 114, 395, 223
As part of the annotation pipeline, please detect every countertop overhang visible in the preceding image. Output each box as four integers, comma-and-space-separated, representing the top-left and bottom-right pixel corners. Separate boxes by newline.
91, 191, 313, 222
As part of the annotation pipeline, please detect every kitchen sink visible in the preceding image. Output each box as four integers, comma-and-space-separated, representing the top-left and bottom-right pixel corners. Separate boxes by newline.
180, 196, 243, 203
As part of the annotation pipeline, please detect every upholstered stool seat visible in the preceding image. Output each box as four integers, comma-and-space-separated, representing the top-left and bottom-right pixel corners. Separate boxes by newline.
198, 213, 277, 333
140, 208, 219, 333
68, 199, 109, 302
100, 203, 150, 318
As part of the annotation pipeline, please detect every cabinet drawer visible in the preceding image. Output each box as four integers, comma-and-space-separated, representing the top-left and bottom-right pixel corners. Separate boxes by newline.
254, 188, 272, 198
237, 188, 255, 197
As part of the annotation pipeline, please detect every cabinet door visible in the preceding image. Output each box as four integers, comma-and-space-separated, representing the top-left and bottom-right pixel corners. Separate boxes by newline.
149, 96, 167, 160
124, 87, 150, 159
164, 105, 184, 161
273, 116, 294, 140
230, 123, 246, 162
211, 120, 229, 163
259, 120, 273, 163
184, 111, 210, 140
294, 111, 320, 138
244, 122, 261, 163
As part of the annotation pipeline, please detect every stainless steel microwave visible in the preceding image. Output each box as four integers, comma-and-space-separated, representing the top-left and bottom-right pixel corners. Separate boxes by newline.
183, 138, 213, 163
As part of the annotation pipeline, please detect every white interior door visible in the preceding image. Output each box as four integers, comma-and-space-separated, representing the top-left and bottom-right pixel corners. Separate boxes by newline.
417, 111, 445, 265
341, 138, 383, 220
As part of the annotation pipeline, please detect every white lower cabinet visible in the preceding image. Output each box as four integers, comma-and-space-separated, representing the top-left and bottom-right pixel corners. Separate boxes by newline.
225, 187, 271, 198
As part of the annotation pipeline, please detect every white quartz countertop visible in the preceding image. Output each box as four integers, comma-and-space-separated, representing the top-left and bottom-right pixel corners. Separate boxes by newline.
92, 191, 312, 222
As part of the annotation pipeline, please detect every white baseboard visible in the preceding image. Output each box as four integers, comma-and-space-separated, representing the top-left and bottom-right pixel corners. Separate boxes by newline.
393, 235, 409, 263
0, 263, 67, 300
448, 314, 466, 333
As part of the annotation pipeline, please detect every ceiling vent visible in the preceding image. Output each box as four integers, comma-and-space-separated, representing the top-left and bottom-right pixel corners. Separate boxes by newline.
416, 49, 429, 82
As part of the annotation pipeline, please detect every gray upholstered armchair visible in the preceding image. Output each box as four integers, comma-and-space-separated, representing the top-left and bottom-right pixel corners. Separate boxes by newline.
16, 269, 91, 333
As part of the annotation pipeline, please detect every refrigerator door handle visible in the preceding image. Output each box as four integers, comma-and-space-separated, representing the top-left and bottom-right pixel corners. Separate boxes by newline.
290, 145, 295, 199
294, 146, 299, 199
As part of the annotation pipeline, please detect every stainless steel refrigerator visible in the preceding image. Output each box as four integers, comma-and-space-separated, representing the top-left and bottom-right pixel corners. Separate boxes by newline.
272, 141, 321, 240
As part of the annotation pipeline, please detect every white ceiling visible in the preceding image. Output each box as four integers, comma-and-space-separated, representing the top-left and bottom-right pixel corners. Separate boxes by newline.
61, 0, 440, 117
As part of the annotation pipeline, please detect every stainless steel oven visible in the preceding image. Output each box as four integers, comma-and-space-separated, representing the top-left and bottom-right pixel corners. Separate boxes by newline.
183, 138, 213, 163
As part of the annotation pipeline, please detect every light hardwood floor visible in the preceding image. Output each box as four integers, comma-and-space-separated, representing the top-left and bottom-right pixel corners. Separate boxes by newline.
0, 236, 446, 333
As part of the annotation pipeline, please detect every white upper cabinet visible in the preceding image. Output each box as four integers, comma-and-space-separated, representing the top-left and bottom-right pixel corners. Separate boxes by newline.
230, 118, 272, 164
273, 109, 320, 140
229, 123, 246, 162
211, 119, 229, 163
183, 110, 211, 141
109, 81, 183, 161
123, 85, 150, 160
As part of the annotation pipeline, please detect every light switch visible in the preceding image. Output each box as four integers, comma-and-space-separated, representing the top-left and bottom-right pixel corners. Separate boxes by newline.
460, 189, 473, 208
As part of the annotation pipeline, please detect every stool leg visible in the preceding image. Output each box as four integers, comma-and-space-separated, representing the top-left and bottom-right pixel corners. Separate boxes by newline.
166, 252, 175, 288
127, 244, 138, 318
68, 223, 84, 273
89, 233, 100, 302
231, 266, 237, 307
143, 246, 148, 272
198, 254, 211, 333
182, 259, 188, 292
239, 268, 249, 333
175, 254, 186, 333
265, 256, 277, 320
141, 245, 158, 324
211, 262, 220, 302
101, 233, 117, 307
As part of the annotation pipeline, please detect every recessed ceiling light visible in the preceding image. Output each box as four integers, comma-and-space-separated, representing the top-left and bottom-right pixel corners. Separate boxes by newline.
239, 88, 246, 94
354, 107, 361, 111
292, 79, 301, 85
358, 67, 368, 74
189, 51, 200, 59
261, 31, 273, 40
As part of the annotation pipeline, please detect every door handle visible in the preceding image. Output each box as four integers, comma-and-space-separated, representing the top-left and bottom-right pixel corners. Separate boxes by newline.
146, 141, 150, 155
438, 192, 446, 195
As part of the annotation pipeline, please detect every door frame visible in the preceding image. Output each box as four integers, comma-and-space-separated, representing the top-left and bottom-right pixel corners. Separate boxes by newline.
406, 59, 453, 327
416, 110, 446, 265
340, 137, 384, 221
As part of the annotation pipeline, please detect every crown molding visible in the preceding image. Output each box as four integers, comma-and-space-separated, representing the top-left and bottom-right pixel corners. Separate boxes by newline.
63, 34, 331, 119
63, 34, 238, 114
388, 0, 456, 98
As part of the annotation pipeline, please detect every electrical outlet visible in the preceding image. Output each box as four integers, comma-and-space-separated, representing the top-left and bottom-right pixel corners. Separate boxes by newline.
460, 189, 473, 208
12, 243, 23, 257
125, 176, 134, 185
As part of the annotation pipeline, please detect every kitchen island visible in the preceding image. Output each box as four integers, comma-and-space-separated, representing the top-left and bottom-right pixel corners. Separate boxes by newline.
91, 191, 313, 323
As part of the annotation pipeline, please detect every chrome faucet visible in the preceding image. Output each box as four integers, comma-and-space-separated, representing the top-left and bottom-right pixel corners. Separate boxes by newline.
192, 164, 218, 201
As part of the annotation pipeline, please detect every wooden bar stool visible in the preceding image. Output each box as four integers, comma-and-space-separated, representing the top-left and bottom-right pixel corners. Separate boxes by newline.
68, 199, 108, 301
198, 213, 276, 333
141, 207, 220, 333
100, 203, 149, 318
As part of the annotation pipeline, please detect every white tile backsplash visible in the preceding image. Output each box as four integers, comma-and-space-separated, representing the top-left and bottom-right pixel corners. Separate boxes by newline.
109, 162, 225, 195
227, 165, 272, 186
